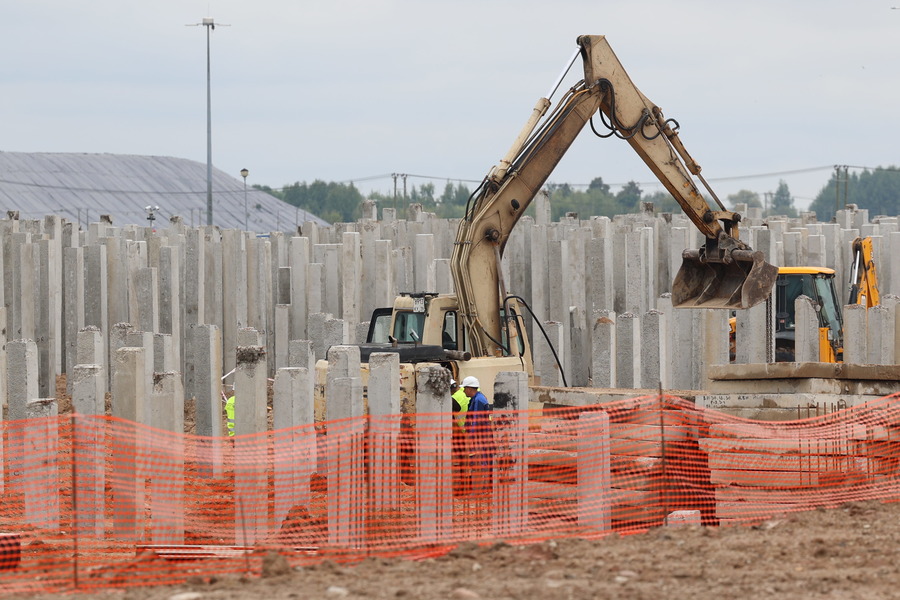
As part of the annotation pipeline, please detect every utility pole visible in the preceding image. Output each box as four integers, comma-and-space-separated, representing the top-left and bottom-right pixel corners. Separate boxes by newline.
834, 164, 849, 218
391, 173, 399, 211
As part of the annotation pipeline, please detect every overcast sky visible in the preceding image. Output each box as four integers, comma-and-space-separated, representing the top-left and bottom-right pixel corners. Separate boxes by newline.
3, 1, 898, 212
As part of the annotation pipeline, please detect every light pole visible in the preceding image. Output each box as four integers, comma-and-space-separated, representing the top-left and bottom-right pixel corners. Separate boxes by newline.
203, 18, 215, 226
145, 205, 160, 228
241, 168, 249, 230
187, 16, 228, 226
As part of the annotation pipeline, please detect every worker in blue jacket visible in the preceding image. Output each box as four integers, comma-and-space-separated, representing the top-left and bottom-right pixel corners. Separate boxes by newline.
461, 376, 494, 493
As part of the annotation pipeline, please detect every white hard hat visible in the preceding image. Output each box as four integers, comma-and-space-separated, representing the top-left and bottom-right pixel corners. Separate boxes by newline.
461, 376, 480, 388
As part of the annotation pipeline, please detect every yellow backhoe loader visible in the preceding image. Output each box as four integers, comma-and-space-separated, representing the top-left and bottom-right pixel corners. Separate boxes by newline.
731, 236, 880, 363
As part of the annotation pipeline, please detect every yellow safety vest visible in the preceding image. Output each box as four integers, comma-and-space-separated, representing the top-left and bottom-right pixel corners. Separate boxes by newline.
452, 389, 469, 428
225, 396, 235, 436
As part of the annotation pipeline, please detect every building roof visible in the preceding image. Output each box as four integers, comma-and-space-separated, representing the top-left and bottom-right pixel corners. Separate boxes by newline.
0, 151, 329, 232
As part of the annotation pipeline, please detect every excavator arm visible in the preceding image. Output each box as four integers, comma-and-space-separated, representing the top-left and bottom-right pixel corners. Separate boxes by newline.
451, 34, 778, 359
848, 236, 880, 308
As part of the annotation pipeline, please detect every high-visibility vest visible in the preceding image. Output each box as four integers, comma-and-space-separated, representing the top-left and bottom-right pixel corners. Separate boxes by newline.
225, 396, 235, 436
452, 389, 469, 428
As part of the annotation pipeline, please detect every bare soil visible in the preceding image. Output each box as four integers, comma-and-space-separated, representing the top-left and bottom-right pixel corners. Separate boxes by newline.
6, 499, 900, 600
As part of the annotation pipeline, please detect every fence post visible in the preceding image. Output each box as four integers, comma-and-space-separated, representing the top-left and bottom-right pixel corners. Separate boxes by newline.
272, 367, 315, 529
111, 347, 145, 542
415, 365, 453, 543
577, 411, 611, 533
149, 372, 185, 545
233, 345, 268, 546
24, 398, 59, 531
72, 365, 105, 537
491, 371, 529, 537
326, 377, 366, 548
368, 353, 401, 512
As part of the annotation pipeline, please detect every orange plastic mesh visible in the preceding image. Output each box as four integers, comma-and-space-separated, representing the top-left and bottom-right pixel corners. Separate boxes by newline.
2, 393, 900, 593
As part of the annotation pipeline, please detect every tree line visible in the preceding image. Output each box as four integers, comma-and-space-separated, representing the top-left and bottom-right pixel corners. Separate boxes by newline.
258, 166, 900, 224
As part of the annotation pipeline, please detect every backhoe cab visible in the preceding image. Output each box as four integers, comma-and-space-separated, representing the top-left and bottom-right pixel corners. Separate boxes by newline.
774, 268, 844, 362
730, 237, 880, 363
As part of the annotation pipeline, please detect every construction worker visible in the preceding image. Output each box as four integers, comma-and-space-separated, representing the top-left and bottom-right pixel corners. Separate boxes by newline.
462, 376, 489, 421
449, 378, 469, 495
462, 375, 493, 495
450, 378, 469, 428
224, 391, 236, 437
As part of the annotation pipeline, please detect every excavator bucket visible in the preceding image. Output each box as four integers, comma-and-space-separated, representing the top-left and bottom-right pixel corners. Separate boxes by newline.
672, 248, 779, 310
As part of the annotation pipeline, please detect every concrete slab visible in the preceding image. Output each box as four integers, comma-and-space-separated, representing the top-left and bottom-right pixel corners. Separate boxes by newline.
707, 362, 900, 396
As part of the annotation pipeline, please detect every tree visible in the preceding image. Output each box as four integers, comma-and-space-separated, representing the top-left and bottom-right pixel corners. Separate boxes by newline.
439, 182, 472, 207
769, 180, 796, 217
642, 190, 681, 214
280, 180, 365, 224
727, 189, 762, 210
544, 179, 620, 220
809, 166, 900, 221
588, 177, 610, 194
615, 181, 643, 213
545, 182, 574, 198
252, 183, 280, 199
410, 182, 435, 205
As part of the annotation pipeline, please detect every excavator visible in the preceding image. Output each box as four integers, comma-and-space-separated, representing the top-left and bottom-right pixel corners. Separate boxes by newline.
318, 34, 778, 415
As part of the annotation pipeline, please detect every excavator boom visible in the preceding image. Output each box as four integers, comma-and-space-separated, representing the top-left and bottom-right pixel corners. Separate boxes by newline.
452, 34, 778, 359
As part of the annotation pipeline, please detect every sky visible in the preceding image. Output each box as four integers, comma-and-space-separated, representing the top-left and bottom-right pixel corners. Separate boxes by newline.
2, 1, 899, 213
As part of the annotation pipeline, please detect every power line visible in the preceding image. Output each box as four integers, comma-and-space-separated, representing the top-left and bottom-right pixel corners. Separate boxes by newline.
342, 164, 856, 191
2, 164, 894, 197
0, 178, 258, 196
565, 165, 839, 189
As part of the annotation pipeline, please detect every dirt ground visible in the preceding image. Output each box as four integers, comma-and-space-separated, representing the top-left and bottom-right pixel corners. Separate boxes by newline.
5, 498, 900, 600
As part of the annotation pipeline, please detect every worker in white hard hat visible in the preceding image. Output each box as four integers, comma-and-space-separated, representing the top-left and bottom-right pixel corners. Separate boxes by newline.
462, 376, 494, 494
461, 376, 488, 413
461, 376, 490, 438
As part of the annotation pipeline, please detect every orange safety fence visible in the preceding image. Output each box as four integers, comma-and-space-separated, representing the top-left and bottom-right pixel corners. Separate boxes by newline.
3, 392, 900, 593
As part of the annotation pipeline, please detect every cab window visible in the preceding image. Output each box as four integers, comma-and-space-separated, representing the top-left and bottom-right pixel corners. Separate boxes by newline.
367, 308, 393, 343
393, 311, 425, 343
814, 276, 843, 337
776, 274, 817, 331
442, 311, 458, 350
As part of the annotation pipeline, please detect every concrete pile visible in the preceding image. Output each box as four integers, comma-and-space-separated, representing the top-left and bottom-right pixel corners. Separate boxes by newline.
0, 200, 897, 429
1, 198, 899, 533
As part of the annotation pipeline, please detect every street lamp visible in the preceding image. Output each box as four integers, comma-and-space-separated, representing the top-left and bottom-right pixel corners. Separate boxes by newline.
241, 168, 249, 230
203, 18, 215, 226
145, 205, 160, 227
187, 16, 229, 226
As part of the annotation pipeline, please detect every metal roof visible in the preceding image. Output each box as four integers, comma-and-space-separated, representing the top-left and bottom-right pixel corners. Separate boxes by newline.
0, 151, 329, 232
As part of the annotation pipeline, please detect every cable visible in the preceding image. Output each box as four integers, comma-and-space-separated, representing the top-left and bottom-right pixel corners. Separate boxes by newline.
4, 164, 890, 198
504, 294, 569, 388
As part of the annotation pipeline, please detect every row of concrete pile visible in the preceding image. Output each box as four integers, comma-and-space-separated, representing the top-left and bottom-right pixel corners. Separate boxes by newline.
0, 199, 897, 422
